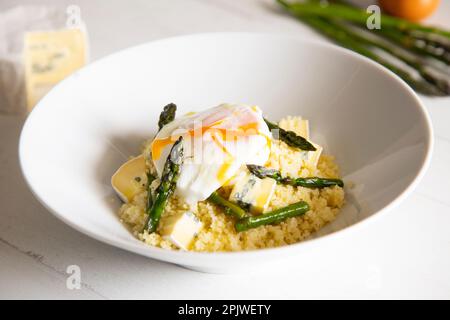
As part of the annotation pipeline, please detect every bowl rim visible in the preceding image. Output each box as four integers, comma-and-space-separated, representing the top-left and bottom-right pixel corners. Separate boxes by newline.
19, 32, 434, 263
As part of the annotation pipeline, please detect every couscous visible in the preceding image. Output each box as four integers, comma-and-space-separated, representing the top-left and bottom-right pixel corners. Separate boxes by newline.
113, 103, 344, 252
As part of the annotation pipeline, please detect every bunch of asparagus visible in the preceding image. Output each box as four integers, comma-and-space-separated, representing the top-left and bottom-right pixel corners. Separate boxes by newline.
277, 0, 450, 96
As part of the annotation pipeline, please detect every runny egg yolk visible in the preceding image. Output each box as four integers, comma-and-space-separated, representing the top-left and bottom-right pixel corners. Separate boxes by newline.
151, 103, 272, 205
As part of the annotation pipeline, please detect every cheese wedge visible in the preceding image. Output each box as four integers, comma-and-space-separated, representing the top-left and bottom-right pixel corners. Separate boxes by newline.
111, 155, 146, 202
160, 211, 203, 250
229, 172, 277, 214
24, 28, 88, 111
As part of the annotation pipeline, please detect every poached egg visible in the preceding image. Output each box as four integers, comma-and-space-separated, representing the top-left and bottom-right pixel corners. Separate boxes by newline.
151, 103, 272, 204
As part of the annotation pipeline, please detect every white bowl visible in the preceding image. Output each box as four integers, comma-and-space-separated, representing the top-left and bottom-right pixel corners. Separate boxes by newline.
19, 33, 432, 273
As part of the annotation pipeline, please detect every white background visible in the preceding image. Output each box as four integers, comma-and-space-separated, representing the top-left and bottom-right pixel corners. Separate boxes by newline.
1, 0, 449, 299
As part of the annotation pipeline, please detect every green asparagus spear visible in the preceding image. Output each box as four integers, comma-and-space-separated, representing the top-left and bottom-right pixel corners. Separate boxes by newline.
264, 118, 316, 151
247, 164, 344, 188
208, 191, 248, 219
144, 136, 184, 233
292, 15, 445, 95
158, 103, 177, 131
375, 27, 450, 66
277, 0, 450, 39
277, 0, 449, 95
407, 30, 450, 52
329, 0, 450, 65
326, 20, 450, 94
146, 172, 157, 211
235, 201, 309, 232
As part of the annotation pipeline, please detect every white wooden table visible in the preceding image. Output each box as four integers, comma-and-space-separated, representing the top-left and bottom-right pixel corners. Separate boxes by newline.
1, 0, 450, 299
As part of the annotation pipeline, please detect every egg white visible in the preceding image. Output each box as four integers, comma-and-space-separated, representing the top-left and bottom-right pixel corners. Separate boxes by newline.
151, 103, 271, 205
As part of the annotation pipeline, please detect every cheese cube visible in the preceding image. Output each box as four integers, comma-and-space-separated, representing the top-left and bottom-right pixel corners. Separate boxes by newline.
229, 173, 277, 214
160, 212, 203, 250
111, 155, 146, 202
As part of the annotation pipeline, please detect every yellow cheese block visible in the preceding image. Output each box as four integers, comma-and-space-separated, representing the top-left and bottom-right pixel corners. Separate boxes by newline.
24, 28, 88, 111
160, 211, 203, 250
297, 119, 310, 140
229, 172, 277, 214
111, 155, 146, 202
279, 117, 310, 140
300, 142, 323, 168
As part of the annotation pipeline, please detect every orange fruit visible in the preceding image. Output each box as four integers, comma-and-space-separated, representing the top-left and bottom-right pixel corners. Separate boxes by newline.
379, 0, 441, 21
